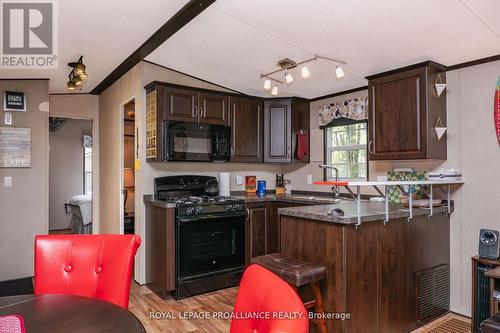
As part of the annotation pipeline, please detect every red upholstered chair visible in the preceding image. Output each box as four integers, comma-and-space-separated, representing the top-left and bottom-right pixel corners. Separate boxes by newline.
34, 234, 141, 309
230, 264, 309, 333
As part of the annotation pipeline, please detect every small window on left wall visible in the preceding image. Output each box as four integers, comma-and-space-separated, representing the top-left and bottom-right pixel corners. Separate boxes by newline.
83, 135, 92, 194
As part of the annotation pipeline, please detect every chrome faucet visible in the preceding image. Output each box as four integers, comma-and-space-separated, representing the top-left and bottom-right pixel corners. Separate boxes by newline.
319, 164, 340, 198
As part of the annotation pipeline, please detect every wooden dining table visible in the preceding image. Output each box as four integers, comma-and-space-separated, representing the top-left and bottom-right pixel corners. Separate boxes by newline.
0, 294, 145, 333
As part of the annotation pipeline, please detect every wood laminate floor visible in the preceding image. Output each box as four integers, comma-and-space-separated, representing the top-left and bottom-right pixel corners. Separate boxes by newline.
129, 283, 471, 333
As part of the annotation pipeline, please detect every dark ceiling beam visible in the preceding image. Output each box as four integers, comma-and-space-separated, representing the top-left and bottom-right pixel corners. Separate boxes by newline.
90, 0, 216, 95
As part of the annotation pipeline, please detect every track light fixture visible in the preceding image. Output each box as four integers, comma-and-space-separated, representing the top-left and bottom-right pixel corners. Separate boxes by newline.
260, 54, 346, 95
67, 56, 88, 90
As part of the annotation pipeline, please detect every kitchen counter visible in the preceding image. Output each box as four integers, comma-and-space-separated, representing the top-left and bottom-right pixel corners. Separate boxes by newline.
143, 195, 176, 208
143, 192, 341, 208
279, 200, 453, 224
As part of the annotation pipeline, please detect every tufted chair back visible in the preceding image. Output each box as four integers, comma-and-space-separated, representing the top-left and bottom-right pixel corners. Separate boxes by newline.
34, 234, 141, 309
230, 264, 309, 333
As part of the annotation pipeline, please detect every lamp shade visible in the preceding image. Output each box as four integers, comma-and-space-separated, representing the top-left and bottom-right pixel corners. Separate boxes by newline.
123, 168, 135, 188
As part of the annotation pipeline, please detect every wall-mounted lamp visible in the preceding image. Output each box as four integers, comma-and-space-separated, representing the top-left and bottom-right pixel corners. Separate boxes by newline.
67, 56, 88, 90
434, 74, 447, 98
435, 117, 447, 141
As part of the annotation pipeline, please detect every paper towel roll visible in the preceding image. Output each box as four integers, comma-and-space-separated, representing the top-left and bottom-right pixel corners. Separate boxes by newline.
218, 172, 230, 197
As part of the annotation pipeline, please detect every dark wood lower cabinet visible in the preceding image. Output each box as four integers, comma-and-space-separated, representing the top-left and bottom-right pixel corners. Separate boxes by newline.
145, 205, 176, 299
246, 203, 269, 260
280, 214, 450, 333
246, 201, 319, 263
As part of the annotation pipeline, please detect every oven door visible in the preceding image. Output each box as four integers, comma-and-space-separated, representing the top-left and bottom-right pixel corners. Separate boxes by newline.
176, 213, 245, 278
165, 122, 212, 161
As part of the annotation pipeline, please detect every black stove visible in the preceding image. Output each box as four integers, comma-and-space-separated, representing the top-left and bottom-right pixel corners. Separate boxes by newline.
154, 175, 245, 299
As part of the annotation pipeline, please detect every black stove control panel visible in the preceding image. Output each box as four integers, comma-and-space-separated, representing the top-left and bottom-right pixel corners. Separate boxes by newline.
177, 201, 245, 217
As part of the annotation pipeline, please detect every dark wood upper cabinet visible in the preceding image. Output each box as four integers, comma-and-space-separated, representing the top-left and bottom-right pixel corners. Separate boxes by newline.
198, 91, 229, 126
367, 62, 447, 160
230, 96, 263, 163
163, 86, 198, 122
264, 98, 310, 163
145, 81, 309, 164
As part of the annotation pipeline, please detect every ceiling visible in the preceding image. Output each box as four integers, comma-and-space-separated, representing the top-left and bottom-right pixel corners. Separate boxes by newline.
1, 0, 499, 97
0, 0, 190, 93
146, 0, 500, 99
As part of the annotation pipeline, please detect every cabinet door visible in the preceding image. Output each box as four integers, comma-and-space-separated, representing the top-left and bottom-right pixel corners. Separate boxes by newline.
264, 99, 291, 163
230, 97, 263, 163
246, 204, 269, 260
368, 68, 427, 160
163, 86, 198, 122
198, 91, 229, 125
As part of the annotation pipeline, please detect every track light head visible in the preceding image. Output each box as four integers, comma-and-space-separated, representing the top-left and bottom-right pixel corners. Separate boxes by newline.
73, 75, 82, 86
271, 86, 279, 96
263, 78, 272, 90
285, 72, 294, 84
74, 63, 86, 76
301, 66, 310, 79
335, 65, 345, 80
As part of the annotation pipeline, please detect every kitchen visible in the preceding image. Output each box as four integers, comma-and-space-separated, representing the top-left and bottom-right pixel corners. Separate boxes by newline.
140, 60, 463, 333
1, 1, 500, 333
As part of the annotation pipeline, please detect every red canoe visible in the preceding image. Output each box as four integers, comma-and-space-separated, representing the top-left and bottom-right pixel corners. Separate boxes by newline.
496, 77, 500, 146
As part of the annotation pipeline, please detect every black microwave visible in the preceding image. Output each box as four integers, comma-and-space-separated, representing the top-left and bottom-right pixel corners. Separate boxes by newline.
164, 121, 231, 162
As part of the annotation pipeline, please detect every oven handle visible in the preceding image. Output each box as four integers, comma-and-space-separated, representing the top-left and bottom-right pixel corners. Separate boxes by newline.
178, 213, 246, 223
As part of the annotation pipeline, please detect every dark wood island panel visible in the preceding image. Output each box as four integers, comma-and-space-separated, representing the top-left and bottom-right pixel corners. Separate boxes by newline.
145, 205, 176, 299
280, 214, 450, 333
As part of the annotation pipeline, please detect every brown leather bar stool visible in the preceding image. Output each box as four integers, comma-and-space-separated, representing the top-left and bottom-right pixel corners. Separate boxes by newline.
251, 253, 328, 333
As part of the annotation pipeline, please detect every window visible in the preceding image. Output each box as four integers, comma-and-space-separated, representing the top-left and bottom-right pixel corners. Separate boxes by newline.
324, 122, 368, 180
84, 147, 92, 194
83, 135, 92, 195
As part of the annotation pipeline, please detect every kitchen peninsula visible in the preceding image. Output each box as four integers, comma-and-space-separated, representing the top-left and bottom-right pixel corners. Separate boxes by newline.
278, 199, 453, 333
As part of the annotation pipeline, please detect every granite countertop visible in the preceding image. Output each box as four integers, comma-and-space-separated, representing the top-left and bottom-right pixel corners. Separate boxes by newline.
143, 195, 177, 208
279, 200, 452, 225
143, 192, 341, 208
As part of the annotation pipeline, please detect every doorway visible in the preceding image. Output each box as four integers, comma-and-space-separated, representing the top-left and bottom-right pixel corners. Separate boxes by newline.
48, 117, 93, 234
123, 100, 136, 234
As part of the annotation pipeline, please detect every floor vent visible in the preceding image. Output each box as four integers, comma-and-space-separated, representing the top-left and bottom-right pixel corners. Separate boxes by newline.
416, 264, 450, 324
424, 317, 470, 333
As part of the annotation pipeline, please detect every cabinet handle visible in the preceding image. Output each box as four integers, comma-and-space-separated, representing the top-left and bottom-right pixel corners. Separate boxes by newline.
246, 208, 250, 221
193, 106, 198, 118
287, 147, 291, 159
368, 140, 374, 154
230, 146, 234, 159
203, 106, 207, 118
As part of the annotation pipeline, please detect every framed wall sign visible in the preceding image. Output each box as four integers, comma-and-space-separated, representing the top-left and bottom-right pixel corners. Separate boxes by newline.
3, 91, 27, 112
0, 127, 31, 168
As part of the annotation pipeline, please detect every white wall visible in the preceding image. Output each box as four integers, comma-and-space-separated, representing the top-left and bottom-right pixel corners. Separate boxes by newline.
49, 119, 92, 230
0, 80, 49, 280
444, 61, 500, 315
